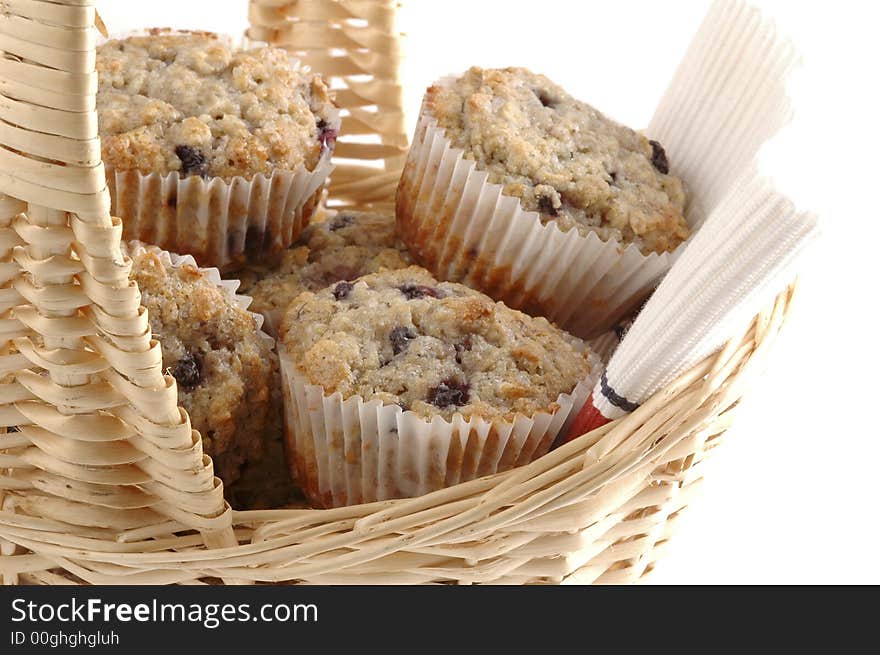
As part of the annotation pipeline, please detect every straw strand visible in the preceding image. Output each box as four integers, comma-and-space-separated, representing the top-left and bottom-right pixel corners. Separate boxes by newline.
248, 0, 408, 211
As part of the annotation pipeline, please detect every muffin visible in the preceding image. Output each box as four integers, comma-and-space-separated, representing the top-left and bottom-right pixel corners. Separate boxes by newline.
278, 266, 599, 507
127, 242, 275, 485
99, 30, 340, 271
397, 66, 691, 338
239, 210, 412, 336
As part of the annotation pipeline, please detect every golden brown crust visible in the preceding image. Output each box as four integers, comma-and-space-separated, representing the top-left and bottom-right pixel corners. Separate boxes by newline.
280, 266, 592, 421
98, 30, 336, 181
424, 67, 689, 254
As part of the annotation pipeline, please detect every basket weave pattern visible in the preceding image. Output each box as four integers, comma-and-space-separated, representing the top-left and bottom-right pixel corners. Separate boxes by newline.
0, 0, 793, 585
248, 0, 408, 210
0, 0, 237, 585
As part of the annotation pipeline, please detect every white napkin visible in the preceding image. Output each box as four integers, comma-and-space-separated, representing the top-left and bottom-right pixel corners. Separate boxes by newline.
586, 171, 817, 427
562, 0, 819, 437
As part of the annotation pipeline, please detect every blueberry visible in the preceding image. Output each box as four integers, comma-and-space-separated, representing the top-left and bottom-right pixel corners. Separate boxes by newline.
332, 281, 353, 300
389, 326, 416, 355
174, 145, 209, 178
536, 193, 559, 217
397, 284, 446, 300
171, 352, 203, 390
328, 213, 355, 231
317, 119, 338, 153
535, 89, 557, 108
427, 379, 470, 409
649, 140, 670, 175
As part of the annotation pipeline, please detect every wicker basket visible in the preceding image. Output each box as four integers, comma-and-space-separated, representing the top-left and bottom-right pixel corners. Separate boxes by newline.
247, 0, 408, 212
0, 0, 796, 585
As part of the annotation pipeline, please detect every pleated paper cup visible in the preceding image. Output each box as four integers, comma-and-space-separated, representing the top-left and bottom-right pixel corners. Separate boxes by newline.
125, 241, 276, 483
396, 80, 687, 340
278, 346, 601, 509
102, 29, 339, 272
254, 304, 284, 341
110, 156, 335, 273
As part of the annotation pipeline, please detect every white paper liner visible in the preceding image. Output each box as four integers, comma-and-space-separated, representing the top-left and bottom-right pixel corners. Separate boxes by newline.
258, 306, 283, 341
100, 29, 340, 272
278, 346, 601, 508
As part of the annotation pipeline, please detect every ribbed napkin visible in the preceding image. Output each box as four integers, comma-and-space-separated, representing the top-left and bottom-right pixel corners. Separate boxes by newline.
558, 0, 819, 438
566, 171, 818, 436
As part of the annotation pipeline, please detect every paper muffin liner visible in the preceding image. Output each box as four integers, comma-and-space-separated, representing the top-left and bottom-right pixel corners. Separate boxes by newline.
278, 344, 602, 508
125, 240, 276, 483
102, 29, 340, 272
396, 79, 687, 340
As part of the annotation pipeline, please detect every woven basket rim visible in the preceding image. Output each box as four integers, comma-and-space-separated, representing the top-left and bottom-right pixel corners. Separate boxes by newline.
0, 282, 794, 584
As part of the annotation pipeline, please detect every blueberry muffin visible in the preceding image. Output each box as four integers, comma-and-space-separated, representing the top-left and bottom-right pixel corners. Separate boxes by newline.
128, 243, 274, 485
282, 266, 592, 420
239, 211, 412, 336
278, 266, 595, 506
99, 30, 339, 271
98, 30, 337, 181
418, 67, 688, 254
396, 67, 691, 339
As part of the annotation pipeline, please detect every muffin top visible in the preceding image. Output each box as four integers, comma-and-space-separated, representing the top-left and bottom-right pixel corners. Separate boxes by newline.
241, 211, 413, 331
426, 67, 689, 254
98, 30, 337, 180
281, 266, 592, 421
128, 243, 274, 480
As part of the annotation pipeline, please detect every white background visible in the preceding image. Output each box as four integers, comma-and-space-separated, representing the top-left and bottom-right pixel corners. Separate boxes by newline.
96, 1, 879, 584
